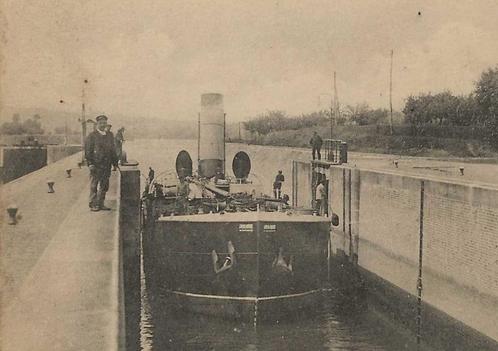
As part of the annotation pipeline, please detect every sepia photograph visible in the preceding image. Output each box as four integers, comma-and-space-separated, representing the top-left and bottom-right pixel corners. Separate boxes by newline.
1, 1, 497, 350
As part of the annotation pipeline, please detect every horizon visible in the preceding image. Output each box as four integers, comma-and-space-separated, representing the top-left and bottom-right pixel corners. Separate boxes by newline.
1, 1, 497, 123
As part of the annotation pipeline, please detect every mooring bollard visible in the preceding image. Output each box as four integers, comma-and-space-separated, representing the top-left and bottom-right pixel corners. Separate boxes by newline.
66, 169, 72, 178
394, 160, 399, 168
459, 166, 464, 176
7, 205, 18, 225
47, 180, 55, 193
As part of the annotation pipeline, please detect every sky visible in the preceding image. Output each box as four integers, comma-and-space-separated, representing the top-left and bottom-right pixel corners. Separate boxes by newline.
1, 0, 498, 122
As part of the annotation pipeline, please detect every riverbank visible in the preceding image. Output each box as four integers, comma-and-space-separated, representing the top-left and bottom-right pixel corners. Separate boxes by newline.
238, 123, 497, 158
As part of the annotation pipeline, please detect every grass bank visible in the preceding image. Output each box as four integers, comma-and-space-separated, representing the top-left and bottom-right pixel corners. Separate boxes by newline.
240, 123, 498, 158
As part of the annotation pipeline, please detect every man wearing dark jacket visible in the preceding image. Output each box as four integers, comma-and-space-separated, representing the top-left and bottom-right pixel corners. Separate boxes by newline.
273, 170, 285, 199
85, 115, 118, 211
310, 131, 323, 160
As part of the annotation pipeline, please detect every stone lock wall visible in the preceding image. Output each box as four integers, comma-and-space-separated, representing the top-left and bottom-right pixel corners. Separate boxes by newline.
326, 166, 498, 347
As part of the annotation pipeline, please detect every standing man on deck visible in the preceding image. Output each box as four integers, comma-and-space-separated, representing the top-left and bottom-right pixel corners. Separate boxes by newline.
310, 131, 323, 160
273, 170, 285, 199
315, 179, 327, 216
85, 115, 119, 212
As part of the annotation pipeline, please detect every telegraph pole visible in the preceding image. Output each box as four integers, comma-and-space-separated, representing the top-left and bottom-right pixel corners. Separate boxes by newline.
389, 50, 394, 135
330, 94, 334, 139
80, 79, 88, 163
60, 99, 68, 145
331, 71, 339, 139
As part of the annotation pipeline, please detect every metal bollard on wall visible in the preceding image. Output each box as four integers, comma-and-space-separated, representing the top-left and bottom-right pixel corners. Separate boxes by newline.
7, 205, 18, 225
394, 160, 399, 168
66, 169, 72, 178
459, 166, 464, 176
47, 180, 55, 193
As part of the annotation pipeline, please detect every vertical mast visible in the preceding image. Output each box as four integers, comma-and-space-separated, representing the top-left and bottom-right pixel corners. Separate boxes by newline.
197, 112, 201, 173
389, 49, 394, 135
61, 99, 68, 145
64, 115, 68, 145
80, 79, 87, 163
330, 92, 333, 139
332, 71, 339, 139
223, 113, 226, 176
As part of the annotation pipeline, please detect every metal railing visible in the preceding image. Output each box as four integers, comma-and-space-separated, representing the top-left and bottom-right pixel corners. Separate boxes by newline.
323, 139, 347, 164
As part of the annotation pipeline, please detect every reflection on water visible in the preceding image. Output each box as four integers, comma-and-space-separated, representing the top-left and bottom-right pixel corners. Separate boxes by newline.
139, 249, 425, 351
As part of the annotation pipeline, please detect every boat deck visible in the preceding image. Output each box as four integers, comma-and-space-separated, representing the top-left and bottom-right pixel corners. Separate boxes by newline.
157, 210, 331, 223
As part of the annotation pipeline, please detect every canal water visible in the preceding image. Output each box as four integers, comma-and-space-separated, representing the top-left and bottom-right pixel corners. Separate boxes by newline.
139, 250, 427, 351
127, 139, 431, 351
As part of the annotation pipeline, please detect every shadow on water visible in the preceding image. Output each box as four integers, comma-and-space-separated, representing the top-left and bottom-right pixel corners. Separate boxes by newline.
139, 253, 431, 351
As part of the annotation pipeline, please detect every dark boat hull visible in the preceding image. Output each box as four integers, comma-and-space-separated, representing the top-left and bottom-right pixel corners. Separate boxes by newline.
143, 212, 331, 323
163, 289, 324, 324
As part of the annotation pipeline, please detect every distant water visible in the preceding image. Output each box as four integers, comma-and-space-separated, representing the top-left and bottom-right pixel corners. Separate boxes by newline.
127, 139, 429, 351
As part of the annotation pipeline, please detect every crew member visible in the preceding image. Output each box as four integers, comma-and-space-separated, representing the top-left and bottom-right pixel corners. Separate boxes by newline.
148, 167, 155, 183
85, 115, 119, 212
282, 194, 290, 205
213, 167, 225, 183
310, 131, 323, 160
86, 119, 96, 133
315, 179, 327, 216
115, 127, 125, 164
273, 170, 285, 199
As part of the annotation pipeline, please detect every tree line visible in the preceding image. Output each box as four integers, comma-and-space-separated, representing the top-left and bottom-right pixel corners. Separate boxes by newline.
243, 65, 498, 144
403, 66, 498, 144
243, 110, 328, 135
0, 113, 81, 135
403, 67, 498, 127
0, 114, 44, 135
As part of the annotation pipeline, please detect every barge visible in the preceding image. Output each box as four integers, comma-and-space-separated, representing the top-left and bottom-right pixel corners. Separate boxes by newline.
142, 93, 334, 324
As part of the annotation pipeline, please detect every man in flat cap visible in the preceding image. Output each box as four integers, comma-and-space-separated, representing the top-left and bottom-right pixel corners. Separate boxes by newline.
84, 115, 119, 211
